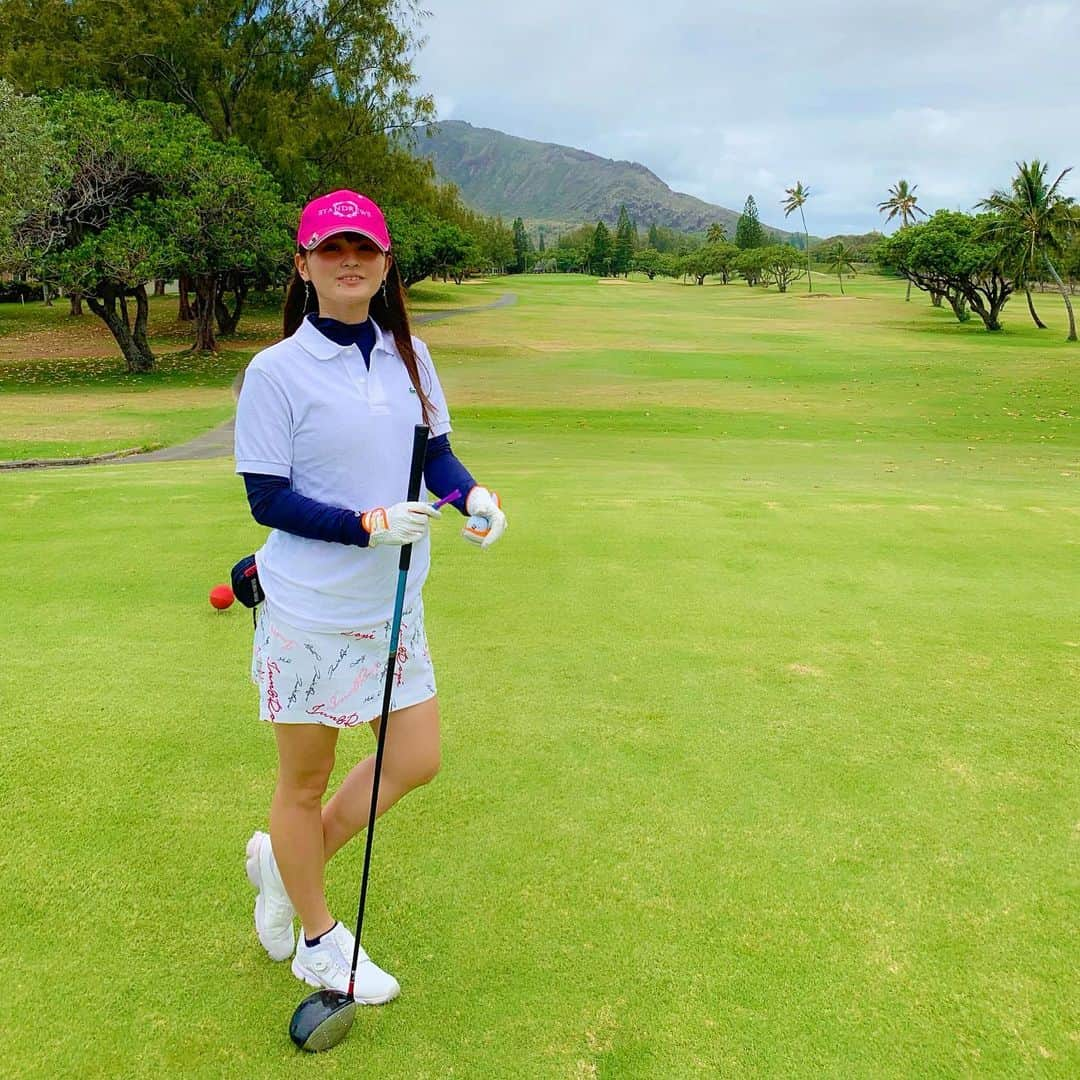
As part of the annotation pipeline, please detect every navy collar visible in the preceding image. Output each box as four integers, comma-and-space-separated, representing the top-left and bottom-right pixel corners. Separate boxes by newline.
307, 313, 376, 350
295, 315, 386, 360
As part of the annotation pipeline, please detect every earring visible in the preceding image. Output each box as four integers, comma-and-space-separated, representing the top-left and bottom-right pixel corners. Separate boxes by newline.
304, 280, 312, 307
380, 279, 388, 304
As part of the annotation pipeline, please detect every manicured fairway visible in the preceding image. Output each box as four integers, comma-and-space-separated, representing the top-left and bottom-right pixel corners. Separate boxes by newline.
0, 284, 488, 461
1, 276, 1077, 1076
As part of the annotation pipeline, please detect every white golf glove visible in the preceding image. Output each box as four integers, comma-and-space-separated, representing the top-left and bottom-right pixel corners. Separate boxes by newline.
362, 501, 440, 547
462, 486, 507, 550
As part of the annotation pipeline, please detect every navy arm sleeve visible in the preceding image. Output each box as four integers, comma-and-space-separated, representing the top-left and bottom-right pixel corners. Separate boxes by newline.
243, 473, 371, 547
424, 434, 476, 515
244, 432, 475, 542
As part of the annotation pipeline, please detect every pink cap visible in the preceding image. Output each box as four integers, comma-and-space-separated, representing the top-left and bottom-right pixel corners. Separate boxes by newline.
296, 190, 391, 252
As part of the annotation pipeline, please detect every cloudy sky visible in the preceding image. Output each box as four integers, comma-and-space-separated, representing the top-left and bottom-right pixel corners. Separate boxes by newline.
412, 1, 1079, 235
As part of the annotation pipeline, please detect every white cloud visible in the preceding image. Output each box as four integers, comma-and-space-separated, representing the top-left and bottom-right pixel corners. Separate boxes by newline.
997, 2, 1072, 35
890, 108, 959, 141
414, 1, 1080, 233
432, 94, 456, 121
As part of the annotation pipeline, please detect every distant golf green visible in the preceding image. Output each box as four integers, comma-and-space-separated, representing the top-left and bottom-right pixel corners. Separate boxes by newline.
1, 275, 1076, 1076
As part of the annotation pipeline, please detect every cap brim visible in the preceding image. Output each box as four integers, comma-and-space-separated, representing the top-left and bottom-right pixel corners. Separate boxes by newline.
300, 226, 390, 253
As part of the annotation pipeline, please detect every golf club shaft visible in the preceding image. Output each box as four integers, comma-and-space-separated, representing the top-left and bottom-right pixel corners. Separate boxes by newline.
347, 423, 429, 997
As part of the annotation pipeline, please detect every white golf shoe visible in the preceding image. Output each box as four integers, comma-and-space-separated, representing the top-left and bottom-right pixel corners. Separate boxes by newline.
245, 831, 296, 962
292, 921, 401, 1005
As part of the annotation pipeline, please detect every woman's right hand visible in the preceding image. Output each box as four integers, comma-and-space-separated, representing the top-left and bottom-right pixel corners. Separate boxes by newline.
362, 501, 441, 547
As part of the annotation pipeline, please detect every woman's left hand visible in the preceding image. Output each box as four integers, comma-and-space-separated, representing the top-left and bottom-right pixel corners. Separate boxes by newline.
462, 486, 507, 550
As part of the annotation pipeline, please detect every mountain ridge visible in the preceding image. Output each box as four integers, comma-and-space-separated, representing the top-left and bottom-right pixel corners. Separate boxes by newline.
415, 121, 793, 239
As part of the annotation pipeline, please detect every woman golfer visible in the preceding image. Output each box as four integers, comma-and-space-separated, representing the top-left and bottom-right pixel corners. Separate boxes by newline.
233, 190, 507, 1003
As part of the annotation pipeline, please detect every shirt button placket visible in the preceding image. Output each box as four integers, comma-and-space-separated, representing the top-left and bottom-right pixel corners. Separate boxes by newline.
343, 347, 370, 405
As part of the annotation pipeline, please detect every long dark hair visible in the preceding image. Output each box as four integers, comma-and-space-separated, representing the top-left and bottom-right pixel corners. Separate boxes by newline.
283, 255, 434, 426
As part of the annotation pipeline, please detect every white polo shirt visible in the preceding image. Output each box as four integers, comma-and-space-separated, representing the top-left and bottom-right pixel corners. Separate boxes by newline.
234, 316, 452, 632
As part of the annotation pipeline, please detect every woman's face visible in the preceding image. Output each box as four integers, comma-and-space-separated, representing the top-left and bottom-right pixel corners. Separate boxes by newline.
296, 232, 391, 317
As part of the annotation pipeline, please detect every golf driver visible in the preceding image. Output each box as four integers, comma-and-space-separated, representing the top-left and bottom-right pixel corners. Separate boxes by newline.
289, 423, 430, 1052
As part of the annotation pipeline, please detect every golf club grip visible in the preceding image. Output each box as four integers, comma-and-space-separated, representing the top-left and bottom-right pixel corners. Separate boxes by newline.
398, 424, 430, 572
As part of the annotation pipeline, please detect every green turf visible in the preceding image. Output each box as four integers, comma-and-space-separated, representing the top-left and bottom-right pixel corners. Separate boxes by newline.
0, 283, 507, 461
1, 275, 1077, 1076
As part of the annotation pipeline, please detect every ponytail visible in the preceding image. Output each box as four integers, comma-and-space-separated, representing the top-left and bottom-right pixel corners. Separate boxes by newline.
369, 260, 434, 427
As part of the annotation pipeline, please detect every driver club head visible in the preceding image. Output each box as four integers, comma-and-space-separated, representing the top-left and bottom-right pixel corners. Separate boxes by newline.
289, 989, 357, 1052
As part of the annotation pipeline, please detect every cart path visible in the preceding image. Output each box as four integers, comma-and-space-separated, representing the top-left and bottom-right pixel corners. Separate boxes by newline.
2, 293, 517, 470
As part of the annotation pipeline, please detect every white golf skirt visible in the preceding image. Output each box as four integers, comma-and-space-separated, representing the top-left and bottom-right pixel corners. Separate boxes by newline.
251, 598, 436, 727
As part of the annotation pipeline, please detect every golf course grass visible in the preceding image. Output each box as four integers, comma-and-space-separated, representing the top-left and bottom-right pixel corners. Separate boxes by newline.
1, 274, 1077, 1076
0, 283, 495, 461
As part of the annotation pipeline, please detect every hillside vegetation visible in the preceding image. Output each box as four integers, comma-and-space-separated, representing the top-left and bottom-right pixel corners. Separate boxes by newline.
418, 120, 794, 237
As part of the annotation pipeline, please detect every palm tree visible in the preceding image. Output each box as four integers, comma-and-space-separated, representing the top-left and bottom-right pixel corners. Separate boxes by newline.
1017, 268, 1048, 330
782, 181, 813, 292
878, 179, 928, 300
978, 160, 1077, 341
706, 222, 727, 245
827, 241, 856, 295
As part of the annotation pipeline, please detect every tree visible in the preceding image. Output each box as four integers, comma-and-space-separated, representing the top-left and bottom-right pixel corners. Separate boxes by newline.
385, 205, 438, 285
0, 81, 60, 268
1016, 266, 1049, 329
556, 245, 589, 273
0, 0, 470, 330
589, 221, 612, 275
612, 205, 635, 276
878, 178, 928, 229
735, 248, 768, 286
155, 135, 291, 350
735, 196, 766, 250
16, 92, 174, 371
781, 181, 813, 292
706, 222, 727, 245
1063, 232, 1080, 292
644, 223, 699, 255
556, 224, 596, 273
760, 244, 805, 293
876, 211, 1016, 330
511, 217, 531, 273
680, 243, 740, 286
431, 221, 480, 284
15, 92, 292, 367
657, 253, 683, 280
825, 241, 856, 295
0, 0, 436, 207
875, 225, 967, 322
476, 215, 515, 275
878, 179, 928, 301
710, 242, 740, 285
978, 160, 1077, 341
632, 248, 662, 280
680, 250, 710, 286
